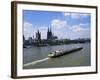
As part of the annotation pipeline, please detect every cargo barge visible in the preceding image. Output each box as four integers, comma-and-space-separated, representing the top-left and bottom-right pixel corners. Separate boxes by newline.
48, 47, 83, 58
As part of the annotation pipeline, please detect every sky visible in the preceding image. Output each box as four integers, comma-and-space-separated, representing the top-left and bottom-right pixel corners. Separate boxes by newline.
23, 10, 91, 40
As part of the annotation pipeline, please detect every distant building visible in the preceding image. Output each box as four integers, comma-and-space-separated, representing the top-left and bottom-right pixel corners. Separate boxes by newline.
52, 36, 58, 40
36, 30, 41, 41
28, 37, 33, 44
23, 35, 25, 46
23, 35, 25, 42
47, 28, 58, 40
47, 28, 53, 40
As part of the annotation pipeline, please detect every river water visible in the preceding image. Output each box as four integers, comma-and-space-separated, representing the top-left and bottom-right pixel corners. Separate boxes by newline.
23, 43, 91, 69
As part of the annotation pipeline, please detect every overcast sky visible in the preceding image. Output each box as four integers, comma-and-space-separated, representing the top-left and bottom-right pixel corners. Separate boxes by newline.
23, 10, 91, 40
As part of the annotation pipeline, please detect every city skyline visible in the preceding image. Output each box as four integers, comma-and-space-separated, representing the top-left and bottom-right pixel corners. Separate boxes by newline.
23, 10, 91, 40
23, 28, 58, 40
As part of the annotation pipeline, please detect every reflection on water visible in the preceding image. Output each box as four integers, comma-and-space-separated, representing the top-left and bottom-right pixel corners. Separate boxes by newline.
23, 43, 91, 69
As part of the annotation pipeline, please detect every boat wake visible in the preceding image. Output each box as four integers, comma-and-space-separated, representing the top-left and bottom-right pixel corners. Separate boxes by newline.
23, 57, 50, 67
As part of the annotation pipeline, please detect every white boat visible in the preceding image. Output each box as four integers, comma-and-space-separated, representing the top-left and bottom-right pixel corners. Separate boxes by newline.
48, 47, 83, 58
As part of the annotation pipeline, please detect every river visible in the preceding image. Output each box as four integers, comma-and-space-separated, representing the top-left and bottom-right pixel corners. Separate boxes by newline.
23, 43, 91, 69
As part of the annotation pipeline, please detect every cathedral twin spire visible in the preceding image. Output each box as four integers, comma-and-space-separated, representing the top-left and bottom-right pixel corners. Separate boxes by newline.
36, 27, 53, 40
47, 27, 52, 40
36, 29, 41, 40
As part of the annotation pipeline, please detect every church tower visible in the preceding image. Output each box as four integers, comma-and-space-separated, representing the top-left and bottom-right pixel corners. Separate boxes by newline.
47, 28, 49, 39
47, 27, 52, 40
36, 30, 41, 40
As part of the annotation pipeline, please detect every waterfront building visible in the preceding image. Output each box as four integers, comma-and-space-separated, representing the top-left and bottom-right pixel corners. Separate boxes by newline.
47, 27, 53, 40
36, 30, 41, 41
47, 27, 58, 40
23, 35, 26, 46
23, 35, 25, 42
28, 37, 33, 44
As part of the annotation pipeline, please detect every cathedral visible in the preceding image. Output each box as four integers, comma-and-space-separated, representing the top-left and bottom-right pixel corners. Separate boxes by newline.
35, 28, 57, 41
47, 27, 53, 40
36, 30, 41, 40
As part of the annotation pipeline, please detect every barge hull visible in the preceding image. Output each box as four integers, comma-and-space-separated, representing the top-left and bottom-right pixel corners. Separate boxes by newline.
49, 47, 83, 58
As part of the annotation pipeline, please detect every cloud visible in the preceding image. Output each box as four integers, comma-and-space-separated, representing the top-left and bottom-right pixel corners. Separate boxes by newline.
70, 25, 81, 32
50, 19, 69, 39
50, 19, 90, 39
80, 13, 90, 18
79, 23, 90, 27
71, 13, 80, 19
62, 13, 70, 16
51, 19, 68, 29
70, 25, 90, 32
62, 12, 80, 19
24, 22, 48, 39
62, 12, 90, 19
71, 13, 89, 19
68, 24, 90, 39
24, 22, 35, 40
